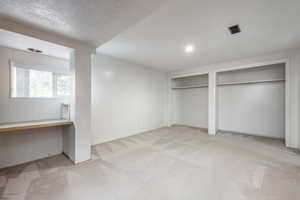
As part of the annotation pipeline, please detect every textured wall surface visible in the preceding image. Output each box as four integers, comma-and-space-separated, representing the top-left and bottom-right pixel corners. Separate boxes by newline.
172, 88, 208, 128
91, 54, 167, 144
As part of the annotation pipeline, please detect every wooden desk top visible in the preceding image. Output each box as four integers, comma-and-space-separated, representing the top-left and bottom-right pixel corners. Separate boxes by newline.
0, 119, 73, 133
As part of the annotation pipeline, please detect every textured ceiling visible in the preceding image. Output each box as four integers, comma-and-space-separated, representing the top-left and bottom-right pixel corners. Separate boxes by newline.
0, 0, 167, 46
0, 29, 72, 60
97, 0, 300, 71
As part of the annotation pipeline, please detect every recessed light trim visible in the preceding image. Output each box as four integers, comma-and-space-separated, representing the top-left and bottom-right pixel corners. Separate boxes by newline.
28, 48, 43, 53
185, 44, 195, 54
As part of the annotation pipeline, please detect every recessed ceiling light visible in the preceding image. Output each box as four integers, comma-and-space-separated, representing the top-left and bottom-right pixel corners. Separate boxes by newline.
27, 48, 43, 53
185, 44, 194, 54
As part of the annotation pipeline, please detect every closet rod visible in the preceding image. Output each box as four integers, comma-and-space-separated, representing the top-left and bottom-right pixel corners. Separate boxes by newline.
217, 79, 285, 86
172, 85, 208, 89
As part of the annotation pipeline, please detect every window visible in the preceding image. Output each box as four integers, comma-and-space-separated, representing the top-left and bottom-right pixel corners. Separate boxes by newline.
11, 65, 72, 98
55, 74, 72, 96
29, 69, 53, 97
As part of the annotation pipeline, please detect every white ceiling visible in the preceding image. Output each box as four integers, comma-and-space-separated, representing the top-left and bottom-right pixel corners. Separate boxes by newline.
0, 0, 167, 47
0, 29, 72, 60
97, 0, 300, 71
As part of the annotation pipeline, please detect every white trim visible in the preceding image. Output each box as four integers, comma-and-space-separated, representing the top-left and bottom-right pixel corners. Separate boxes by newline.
285, 58, 291, 147
171, 71, 209, 79
10, 64, 72, 99
167, 77, 173, 127
208, 71, 217, 135
214, 59, 288, 73
10, 60, 71, 74
9, 60, 15, 98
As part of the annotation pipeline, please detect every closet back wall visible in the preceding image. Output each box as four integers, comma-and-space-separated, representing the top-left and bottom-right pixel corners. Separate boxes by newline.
92, 54, 167, 144
173, 88, 208, 128
217, 64, 285, 138
171, 74, 209, 128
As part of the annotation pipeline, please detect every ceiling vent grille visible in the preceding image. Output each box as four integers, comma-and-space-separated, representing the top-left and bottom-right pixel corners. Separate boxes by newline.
228, 25, 241, 34
28, 48, 43, 53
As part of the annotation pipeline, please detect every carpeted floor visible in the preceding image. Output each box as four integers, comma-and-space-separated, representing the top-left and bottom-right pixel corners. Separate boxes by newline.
1, 126, 300, 200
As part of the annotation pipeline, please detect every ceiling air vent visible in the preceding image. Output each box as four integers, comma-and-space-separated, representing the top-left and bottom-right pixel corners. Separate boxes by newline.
28, 48, 43, 53
228, 25, 241, 34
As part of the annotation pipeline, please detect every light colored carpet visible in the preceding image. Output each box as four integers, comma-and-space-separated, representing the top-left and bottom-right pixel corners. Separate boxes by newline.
1, 126, 300, 200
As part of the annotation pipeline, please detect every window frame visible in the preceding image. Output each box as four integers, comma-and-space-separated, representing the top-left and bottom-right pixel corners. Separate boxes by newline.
10, 62, 72, 99
53, 73, 73, 97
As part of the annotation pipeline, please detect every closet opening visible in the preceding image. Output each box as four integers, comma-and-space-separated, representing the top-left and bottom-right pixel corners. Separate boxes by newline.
171, 73, 209, 129
216, 63, 286, 139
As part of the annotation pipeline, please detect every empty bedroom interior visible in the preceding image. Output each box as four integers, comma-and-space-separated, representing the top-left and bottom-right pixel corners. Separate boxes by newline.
0, 0, 300, 199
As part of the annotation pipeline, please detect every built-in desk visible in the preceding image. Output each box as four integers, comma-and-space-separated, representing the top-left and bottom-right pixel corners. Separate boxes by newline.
0, 119, 73, 133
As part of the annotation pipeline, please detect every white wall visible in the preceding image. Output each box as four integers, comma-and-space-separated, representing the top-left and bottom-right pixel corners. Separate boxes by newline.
0, 128, 63, 168
63, 49, 93, 163
92, 54, 167, 144
169, 49, 300, 149
0, 46, 69, 168
0, 47, 70, 123
218, 83, 285, 138
172, 88, 208, 128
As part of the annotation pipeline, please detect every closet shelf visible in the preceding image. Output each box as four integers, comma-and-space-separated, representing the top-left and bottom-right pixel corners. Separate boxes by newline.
0, 119, 73, 133
217, 78, 285, 86
172, 85, 208, 89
